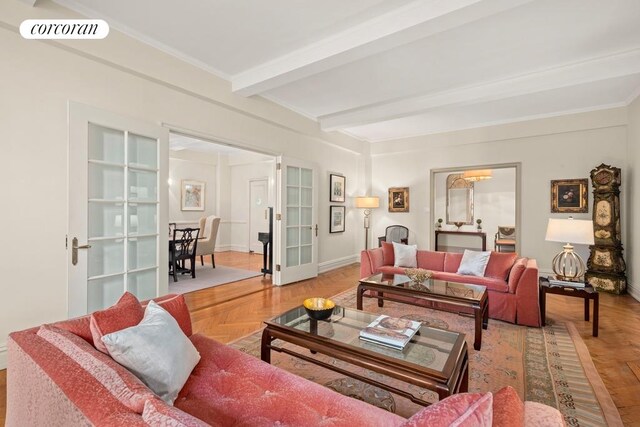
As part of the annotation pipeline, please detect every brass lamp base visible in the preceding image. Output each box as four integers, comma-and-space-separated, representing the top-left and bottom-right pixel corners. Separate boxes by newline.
551, 244, 586, 281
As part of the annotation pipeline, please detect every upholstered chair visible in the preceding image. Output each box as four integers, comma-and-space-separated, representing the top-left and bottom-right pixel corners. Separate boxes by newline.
378, 225, 409, 247
495, 226, 516, 252
196, 216, 221, 268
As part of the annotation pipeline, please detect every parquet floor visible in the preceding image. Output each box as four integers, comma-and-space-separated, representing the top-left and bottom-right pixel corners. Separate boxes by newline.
0, 252, 639, 425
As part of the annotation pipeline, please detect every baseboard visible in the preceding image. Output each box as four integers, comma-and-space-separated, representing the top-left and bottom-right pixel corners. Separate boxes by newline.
319, 254, 359, 274
627, 282, 640, 302
215, 244, 250, 253
0, 343, 7, 370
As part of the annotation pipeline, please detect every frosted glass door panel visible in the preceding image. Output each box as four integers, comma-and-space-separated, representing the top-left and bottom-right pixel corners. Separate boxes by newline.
286, 247, 299, 267
128, 170, 157, 202
128, 133, 157, 169
128, 204, 157, 236
88, 124, 124, 164
88, 202, 124, 238
286, 187, 300, 206
301, 188, 312, 206
127, 269, 157, 301
88, 239, 125, 277
89, 164, 124, 200
301, 169, 312, 187
300, 246, 312, 264
88, 275, 124, 313
128, 236, 157, 270
301, 208, 312, 226
301, 228, 312, 245
286, 228, 299, 247
287, 208, 299, 226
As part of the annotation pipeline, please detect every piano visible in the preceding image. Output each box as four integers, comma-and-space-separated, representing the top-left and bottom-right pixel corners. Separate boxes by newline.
258, 208, 273, 276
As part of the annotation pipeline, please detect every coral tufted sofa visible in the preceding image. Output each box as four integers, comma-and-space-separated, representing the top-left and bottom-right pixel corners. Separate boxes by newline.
360, 244, 541, 327
7, 294, 562, 426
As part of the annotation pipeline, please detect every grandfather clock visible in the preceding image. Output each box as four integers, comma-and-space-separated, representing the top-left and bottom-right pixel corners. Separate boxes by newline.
585, 164, 626, 294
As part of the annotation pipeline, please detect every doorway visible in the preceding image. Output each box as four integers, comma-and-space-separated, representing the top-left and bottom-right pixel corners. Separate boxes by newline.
249, 178, 269, 254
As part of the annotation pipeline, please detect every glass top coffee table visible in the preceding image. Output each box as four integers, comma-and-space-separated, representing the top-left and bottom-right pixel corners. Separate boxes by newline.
357, 274, 489, 350
261, 305, 468, 404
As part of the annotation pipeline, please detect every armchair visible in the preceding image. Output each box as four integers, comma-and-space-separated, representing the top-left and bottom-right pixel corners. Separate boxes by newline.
378, 225, 409, 247
196, 216, 221, 268
495, 226, 516, 252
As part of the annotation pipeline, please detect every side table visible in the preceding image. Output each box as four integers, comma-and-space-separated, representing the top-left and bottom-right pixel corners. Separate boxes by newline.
539, 278, 599, 337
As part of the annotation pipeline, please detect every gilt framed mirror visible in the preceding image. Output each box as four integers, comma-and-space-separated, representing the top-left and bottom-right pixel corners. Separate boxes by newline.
446, 174, 474, 225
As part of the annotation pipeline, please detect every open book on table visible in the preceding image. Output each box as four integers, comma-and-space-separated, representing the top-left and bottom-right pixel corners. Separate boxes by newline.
359, 315, 421, 350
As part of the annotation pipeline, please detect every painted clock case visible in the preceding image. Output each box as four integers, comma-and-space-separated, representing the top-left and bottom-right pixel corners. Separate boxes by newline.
585, 163, 627, 294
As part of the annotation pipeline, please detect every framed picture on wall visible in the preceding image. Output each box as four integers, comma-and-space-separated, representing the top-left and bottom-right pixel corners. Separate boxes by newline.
181, 180, 205, 211
330, 174, 346, 203
550, 179, 588, 213
329, 205, 346, 233
388, 187, 409, 212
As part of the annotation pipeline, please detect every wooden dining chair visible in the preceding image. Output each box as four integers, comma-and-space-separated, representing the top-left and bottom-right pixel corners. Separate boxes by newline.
169, 227, 200, 282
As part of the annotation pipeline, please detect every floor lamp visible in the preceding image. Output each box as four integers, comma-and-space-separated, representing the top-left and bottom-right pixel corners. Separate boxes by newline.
355, 196, 379, 250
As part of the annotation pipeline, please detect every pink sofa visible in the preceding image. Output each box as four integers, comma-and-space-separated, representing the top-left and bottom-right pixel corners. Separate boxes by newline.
7, 294, 562, 426
360, 245, 541, 327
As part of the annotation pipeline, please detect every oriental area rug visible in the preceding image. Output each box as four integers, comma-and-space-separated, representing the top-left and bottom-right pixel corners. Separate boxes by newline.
229, 288, 623, 427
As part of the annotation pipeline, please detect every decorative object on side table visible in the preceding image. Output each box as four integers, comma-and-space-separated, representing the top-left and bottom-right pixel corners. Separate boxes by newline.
586, 164, 627, 294
388, 187, 409, 212
329, 205, 345, 233
476, 219, 482, 231
550, 179, 588, 213
436, 218, 443, 229
303, 297, 335, 320
329, 174, 346, 203
453, 221, 464, 229
181, 180, 205, 211
355, 196, 379, 249
404, 268, 433, 285
545, 217, 594, 281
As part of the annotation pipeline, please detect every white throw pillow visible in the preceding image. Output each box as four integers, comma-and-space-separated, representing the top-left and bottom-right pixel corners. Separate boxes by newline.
457, 249, 491, 277
393, 242, 417, 268
102, 301, 200, 405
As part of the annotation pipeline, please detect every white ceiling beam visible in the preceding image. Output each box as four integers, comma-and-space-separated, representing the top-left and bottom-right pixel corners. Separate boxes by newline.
232, 0, 535, 97
18, 0, 39, 6
319, 48, 640, 130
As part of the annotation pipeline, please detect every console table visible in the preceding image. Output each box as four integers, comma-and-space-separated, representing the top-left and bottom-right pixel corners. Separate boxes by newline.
435, 230, 486, 252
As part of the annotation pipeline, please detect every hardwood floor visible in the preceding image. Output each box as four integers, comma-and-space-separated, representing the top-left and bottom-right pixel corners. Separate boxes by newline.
0, 252, 638, 425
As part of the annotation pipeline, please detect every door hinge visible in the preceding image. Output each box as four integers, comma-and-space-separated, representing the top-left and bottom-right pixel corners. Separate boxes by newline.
276, 163, 281, 170
276, 213, 282, 220
275, 264, 281, 272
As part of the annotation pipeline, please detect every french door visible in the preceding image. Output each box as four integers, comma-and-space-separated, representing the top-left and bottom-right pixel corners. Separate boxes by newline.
68, 103, 168, 317
274, 156, 318, 285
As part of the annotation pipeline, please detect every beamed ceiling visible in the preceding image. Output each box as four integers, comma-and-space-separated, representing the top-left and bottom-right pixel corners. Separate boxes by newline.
54, 0, 640, 142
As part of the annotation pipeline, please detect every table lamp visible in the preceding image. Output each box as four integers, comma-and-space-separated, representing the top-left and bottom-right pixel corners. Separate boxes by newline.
355, 196, 379, 250
545, 217, 594, 281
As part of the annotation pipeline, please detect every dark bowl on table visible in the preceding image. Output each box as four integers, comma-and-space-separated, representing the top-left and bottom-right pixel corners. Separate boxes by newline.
303, 298, 335, 320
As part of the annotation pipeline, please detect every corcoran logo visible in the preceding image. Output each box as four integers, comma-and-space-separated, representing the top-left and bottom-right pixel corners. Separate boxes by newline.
20, 19, 109, 39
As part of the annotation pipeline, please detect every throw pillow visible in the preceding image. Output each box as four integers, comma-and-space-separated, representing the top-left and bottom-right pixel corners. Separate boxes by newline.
102, 301, 201, 405
401, 392, 493, 427
492, 386, 524, 427
393, 242, 417, 268
144, 294, 193, 337
484, 252, 518, 280
381, 241, 395, 266
90, 292, 144, 354
457, 250, 491, 277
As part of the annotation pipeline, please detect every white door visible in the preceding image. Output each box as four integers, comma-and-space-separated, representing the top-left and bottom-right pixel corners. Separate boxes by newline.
68, 103, 169, 318
274, 157, 318, 285
249, 178, 269, 253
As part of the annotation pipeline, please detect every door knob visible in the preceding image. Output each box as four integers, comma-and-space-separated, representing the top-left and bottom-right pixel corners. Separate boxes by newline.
72, 237, 92, 266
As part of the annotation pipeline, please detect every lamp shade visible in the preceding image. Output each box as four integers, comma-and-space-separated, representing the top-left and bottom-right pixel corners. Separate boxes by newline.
462, 169, 492, 182
545, 218, 594, 245
355, 196, 379, 209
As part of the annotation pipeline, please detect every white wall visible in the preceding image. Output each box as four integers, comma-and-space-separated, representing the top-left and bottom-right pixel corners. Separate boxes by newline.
434, 168, 516, 251
0, 0, 369, 368
370, 108, 630, 276
628, 95, 640, 301
169, 150, 217, 226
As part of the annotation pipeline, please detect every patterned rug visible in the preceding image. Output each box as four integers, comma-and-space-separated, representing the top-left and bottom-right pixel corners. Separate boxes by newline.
229, 288, 622, 426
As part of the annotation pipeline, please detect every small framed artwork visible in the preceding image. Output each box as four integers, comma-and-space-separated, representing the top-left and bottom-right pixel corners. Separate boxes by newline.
330, 174, 346, 203
181, 180, 205, 211
550, 179, 588, 213
388, 187, 409, 212
329, 205, 346, 233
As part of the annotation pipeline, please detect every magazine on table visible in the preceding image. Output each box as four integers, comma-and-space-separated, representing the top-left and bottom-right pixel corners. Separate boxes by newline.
547, 275, 586, 288
359, 315, 421, 350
